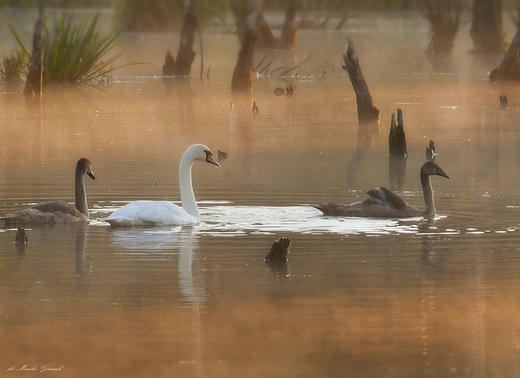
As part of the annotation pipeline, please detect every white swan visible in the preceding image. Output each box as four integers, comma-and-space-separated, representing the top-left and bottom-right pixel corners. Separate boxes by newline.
1, 158, 96, 225
314, 161, 449, 218
105, 144, 219, 226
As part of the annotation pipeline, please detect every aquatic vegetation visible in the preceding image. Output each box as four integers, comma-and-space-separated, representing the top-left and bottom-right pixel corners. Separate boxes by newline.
44, 13, 121, 84
6, 12, 121, 84
1, 48, 27, 83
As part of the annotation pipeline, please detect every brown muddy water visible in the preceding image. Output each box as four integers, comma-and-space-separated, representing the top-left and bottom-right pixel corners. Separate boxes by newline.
1, 9, 520, 378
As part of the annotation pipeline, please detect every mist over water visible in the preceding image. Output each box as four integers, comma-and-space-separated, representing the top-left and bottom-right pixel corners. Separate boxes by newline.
1, 10, 520, 378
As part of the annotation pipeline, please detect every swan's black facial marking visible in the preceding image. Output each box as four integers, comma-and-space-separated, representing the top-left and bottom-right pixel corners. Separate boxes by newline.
204, 150, 220, 167
87, 168, 96, 180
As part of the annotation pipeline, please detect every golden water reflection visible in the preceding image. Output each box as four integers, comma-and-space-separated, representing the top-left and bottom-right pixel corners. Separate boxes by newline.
1, 10, 520, 378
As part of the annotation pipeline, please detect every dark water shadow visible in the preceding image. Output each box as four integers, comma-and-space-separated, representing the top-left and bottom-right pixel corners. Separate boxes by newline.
388, 155, 407, 192
346, 121, 380, 187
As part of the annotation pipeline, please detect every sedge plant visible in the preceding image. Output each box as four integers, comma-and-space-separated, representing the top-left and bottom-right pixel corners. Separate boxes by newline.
1, 48, 27, 83
45, 12, 121, 83
6, 12, 122, 84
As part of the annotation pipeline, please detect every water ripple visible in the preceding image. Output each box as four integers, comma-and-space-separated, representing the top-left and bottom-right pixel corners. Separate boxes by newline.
197, 205, 441, 236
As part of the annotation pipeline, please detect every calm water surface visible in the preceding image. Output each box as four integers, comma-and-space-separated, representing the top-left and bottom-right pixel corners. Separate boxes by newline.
1, 10, 520, 378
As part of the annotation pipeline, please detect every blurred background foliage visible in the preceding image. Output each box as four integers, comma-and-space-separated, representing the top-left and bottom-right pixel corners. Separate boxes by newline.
0, 0, 517, 31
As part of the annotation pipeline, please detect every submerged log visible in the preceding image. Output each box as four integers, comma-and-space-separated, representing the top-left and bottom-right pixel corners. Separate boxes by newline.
265, 236, 291, 263
342, 39, 380, 124
489, 31, 520, 81
24, 4, 44, 97
388, 109, 407, 157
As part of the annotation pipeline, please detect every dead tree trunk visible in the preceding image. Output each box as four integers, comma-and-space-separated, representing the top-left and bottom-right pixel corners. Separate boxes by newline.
389, 109, 407, 157
489, 30, 520, 80
24, 4, 44, 97
230, 0, 276, 48
229, 0, 250, 47
470, 0, 503, 54
172, 0, 198, 76
342, 39, 380, 124
231, 0, 299, 50
424, 0, 461, 55
231, 1, 260, 92
279, 0, 300, 49
256, 12, 279, 48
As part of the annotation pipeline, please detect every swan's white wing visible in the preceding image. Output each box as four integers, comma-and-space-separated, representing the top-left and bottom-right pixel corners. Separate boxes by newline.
104, 200, 198, 226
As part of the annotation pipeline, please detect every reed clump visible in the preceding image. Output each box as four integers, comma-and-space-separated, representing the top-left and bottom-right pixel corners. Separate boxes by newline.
7, 12, 121, 85
1, 48, 27, 83
44, 13, 121, 84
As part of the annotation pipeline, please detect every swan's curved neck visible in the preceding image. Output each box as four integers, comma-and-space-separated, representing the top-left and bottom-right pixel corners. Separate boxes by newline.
74, 169, 89, 218
421, 172, 435, 216
179, 153, 199, 219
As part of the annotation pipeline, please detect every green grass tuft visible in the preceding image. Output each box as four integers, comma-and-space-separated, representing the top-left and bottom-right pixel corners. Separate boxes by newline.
44, 12, 122, 84
1, 48, 27, 83
5, 11, 121, 85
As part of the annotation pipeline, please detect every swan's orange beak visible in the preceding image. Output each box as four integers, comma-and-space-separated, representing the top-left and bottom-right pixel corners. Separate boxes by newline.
205, 152, 220, 167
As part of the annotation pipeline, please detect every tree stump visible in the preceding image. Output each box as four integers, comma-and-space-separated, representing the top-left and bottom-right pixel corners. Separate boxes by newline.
162, 50, 175, 76
342, 39, 380, 124
265, 236, 291, 263
388, 108, 407, 157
